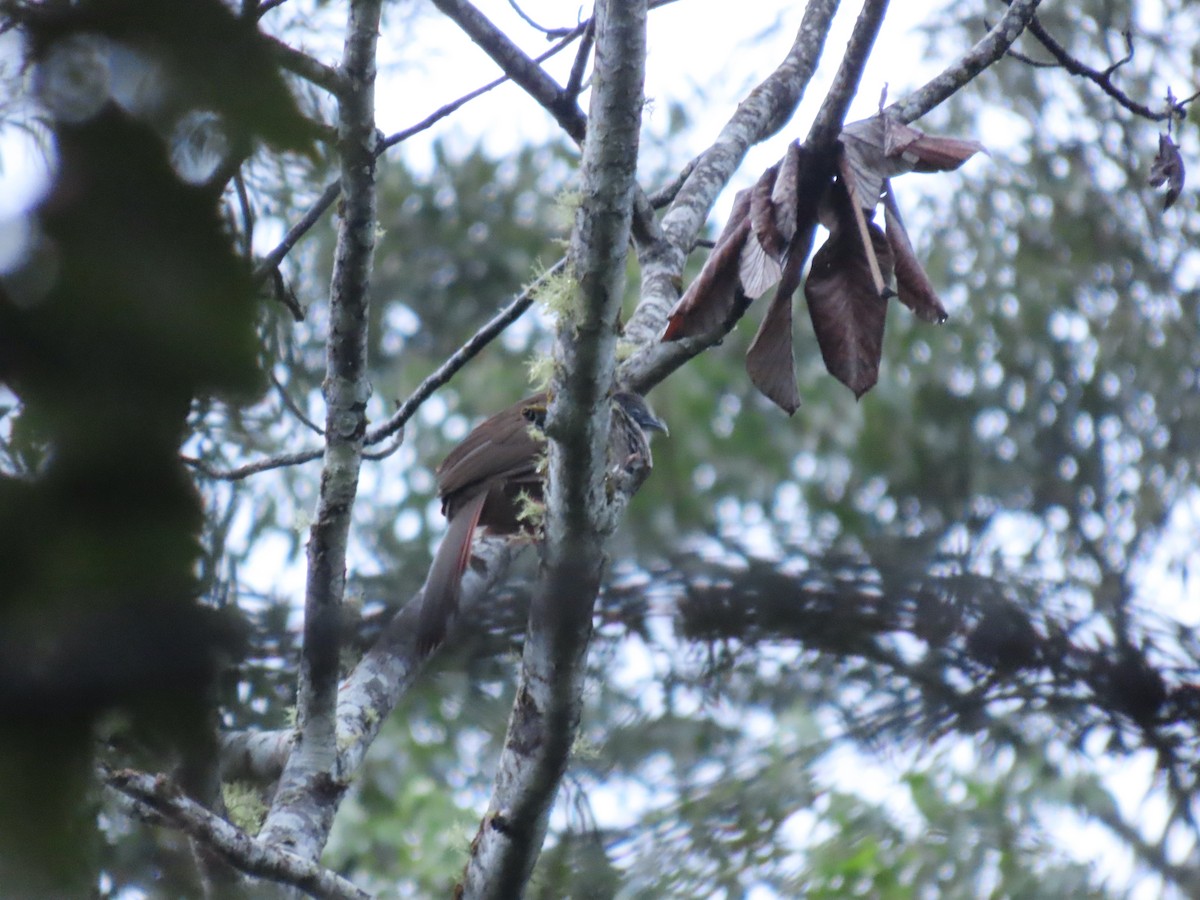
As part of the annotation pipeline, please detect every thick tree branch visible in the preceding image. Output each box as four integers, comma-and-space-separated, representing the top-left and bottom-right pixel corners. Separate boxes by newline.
107, 769, 370, 900
619, 0, 841, 388
459, 2, 647, 896
256, 0, 382, 865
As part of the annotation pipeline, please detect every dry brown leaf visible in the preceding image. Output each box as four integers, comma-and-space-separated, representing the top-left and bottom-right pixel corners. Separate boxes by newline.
770, 140, 803, 247
840, 114, 984, 212
1148, 132, 1185, 210
739, 235, 782, 300
662, 189, 753, 341
883, 181, 947, 324
750, 161, 786, 259
804, 180, 895, 398
746, 273, 801, 415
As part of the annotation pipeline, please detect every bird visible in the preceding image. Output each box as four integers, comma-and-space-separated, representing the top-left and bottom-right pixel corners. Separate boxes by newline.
417, 390, 667, 651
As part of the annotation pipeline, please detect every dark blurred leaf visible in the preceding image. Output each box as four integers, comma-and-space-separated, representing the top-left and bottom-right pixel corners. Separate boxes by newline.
1147, 132, 1184, 210
21, 0, 319, 158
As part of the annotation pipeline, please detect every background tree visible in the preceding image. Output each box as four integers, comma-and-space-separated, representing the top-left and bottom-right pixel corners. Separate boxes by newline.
1, 0, 1198, 897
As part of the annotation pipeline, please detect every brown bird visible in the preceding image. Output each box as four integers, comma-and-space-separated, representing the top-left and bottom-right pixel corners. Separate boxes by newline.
417, 390, 667, 651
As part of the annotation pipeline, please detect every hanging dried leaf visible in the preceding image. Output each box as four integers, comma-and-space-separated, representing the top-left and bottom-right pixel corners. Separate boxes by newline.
771, 141, 803, 246
662, 189, 753, 341
745, 196, 821, 415
745, 268, 801, 414
804, 181, 895, 398
750, 161, 786, 259
840, 114, 984, 212
1148, 132, 1185, 210
883, 181, 947, 324
739, 235, 782, 300
882, 117, 986, 172
740, 142, 808, 300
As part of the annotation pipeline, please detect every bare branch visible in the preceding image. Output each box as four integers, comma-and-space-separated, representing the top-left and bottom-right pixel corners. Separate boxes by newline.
271, 370, 323, 436
379, 25, 587, 152
183, 447, 320, 481
563, 19, 595, 101
254, 179, 341, 281
218, 537, 521, 788
806, 0, 890, 146
1023, 14, 1174, 121
106, 768, 370, 900
365, 257, 563, 447
257, 0, 383, 865
264, 33, 346, 96
232, 169, 255, 260
887, 0, 1041, 124
431, 0, 587, 143
259, 31, 585, 281
460, 1, 648, 895
506, 0, 559, 35
188, 261, 553, 480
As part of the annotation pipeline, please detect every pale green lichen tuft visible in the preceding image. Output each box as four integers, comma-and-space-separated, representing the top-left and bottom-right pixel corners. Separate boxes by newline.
515, 488, 545, 529
554, 186, 584, 227
222, 782, 267, 836
615, 338, 639, 362
532, 262, 580, 327
527, 354, 557, 393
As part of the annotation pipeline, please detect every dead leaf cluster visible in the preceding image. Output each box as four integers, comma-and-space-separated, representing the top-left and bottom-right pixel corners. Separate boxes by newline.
663, 113, 984, 413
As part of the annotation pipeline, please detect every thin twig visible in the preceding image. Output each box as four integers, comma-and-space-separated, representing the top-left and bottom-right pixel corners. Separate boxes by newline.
261, 27, 586, 278
506, 0, 557, 34
254, 179, 341, 281
378, 23, 584, 152
271, 371, 323, 435
363, 257, 563, 446
431, 0, 587, 143
1025, 15, 1166, 121
563, 20, 595, 101
186, 263, 557, 480
255, 0, 291, 17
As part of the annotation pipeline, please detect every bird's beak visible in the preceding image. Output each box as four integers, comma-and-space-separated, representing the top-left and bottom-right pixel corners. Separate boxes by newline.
642, 412, 669, 437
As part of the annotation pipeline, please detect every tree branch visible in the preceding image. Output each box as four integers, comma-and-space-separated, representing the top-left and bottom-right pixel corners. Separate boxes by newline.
619, 0, 842, 388
887, 0, 1041, 124
106, 768, 371, 900
459, 1, 647, 895
430, 0, 587, 143
187, 260, 553, 480
1022, 15, 1174, 122
264, 33, 346, 96
256, 0, 382, 865
220, 539, 520, 787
